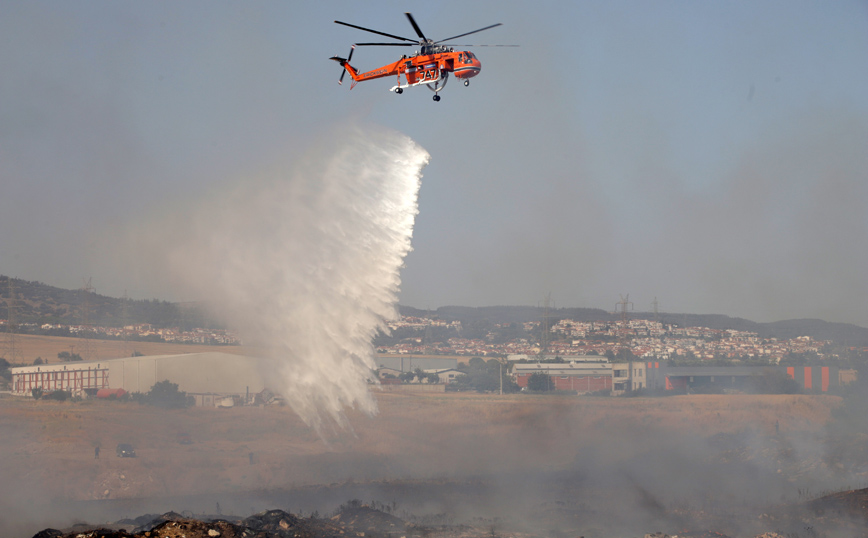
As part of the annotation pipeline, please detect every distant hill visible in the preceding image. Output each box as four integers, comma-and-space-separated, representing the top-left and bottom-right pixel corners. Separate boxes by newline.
399, 305, 868, 347
3, 276, 866, 346
0, 276, 213, 329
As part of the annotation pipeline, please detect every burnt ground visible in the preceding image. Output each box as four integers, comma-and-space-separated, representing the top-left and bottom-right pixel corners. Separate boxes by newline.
30, 489, 868, 538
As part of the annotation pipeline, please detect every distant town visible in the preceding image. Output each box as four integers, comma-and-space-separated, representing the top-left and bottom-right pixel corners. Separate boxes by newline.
0, 314, 853, 363
379, 316, 839, 363
1, 320, 240, 346
1, 312, 863, 364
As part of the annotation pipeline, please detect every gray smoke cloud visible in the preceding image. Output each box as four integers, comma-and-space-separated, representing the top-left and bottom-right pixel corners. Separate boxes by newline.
123, 125, 428, 431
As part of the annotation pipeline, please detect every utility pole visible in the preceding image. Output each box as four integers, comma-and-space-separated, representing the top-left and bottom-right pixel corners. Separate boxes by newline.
499, 360, 503, 395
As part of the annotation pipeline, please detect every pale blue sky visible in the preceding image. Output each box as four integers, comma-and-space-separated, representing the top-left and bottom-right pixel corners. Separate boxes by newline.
1, 1, 867, 326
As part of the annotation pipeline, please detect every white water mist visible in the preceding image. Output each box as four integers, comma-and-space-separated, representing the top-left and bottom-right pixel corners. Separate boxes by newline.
163, 126, 428, 431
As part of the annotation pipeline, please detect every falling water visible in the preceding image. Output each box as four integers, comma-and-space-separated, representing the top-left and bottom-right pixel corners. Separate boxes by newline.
165, 126, 429, 432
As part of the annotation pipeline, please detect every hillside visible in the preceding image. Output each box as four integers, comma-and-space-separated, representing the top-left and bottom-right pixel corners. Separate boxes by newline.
0, 276, 213, 329
400, 305, 868, 347
2, 276, 867, 346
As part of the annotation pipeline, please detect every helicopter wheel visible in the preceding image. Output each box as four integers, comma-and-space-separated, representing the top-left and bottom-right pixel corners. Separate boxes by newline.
433, 94, 441, 102
395, 88, 403, 94
464, 80, 469, 87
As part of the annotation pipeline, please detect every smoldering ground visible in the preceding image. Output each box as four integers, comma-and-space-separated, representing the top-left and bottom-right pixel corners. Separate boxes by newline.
4, 394, 867, 537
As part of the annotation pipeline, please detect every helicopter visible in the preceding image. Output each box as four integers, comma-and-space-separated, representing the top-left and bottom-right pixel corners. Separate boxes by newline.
330, 12, 513, 101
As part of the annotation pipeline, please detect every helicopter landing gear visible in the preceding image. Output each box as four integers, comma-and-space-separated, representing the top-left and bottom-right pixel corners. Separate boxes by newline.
433, 94, 441, 102
464, 79, 470, 87
395, 87, 403, 94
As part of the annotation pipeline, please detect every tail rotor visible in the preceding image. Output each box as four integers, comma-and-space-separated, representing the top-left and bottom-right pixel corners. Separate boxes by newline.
337, 45, 355, 85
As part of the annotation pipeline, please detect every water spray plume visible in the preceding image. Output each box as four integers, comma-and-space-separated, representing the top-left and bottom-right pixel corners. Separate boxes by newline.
166, 126, 429, 433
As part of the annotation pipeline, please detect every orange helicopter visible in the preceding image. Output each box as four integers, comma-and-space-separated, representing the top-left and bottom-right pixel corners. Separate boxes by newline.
330, 13, 514, 102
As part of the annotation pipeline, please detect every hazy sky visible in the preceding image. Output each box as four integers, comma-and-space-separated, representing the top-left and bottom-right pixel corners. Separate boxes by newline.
2, 1, 867, 327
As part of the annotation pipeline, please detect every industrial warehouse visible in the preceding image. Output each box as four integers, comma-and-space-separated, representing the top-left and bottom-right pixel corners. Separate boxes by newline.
9, 352, 273, 406
9, 352, 846, 403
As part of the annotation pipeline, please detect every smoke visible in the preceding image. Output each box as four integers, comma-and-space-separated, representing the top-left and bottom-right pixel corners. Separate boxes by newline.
139, 125, 429, 432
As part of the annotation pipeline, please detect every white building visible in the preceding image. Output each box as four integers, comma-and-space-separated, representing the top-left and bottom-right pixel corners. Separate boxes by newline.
10, 352, 272, 405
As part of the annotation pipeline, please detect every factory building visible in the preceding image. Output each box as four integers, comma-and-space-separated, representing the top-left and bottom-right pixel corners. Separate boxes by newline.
643, 362, 839, 392
10, 352, 272, 405
513, 361, 613, 393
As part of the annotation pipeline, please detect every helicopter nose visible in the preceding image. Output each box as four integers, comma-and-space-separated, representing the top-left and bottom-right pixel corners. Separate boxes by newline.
455, 58, 481, 79
468, 58, 481, 77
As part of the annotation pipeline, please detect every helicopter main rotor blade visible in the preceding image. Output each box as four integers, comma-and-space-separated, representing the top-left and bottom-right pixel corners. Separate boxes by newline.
440, 44, 520, 47
334, 20, 417, 43
405, 13, 427, 41
354, 42, 415, 47
435, 23, 503, 44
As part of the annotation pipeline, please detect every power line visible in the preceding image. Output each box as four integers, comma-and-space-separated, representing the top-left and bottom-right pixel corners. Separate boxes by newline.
614, 293, 633, 350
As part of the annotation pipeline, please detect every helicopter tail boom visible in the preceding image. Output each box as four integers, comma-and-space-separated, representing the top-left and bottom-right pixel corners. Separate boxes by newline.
331, 45, 359, 84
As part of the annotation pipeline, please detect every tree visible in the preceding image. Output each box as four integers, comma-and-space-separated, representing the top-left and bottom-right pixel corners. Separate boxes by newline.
57, 351, 82, 362
462, 320, 493, 340
467, 357, 487, 369
451, 358, 519, 393
144, 380, 194, 409
33, 357, 43, 365
0, 358, 10, 382
614, 348, 638, 362
526, 372, 554, 392
398, 371, 416, 383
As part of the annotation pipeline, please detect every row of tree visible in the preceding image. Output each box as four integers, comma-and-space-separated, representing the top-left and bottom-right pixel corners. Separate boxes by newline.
29, 380, 194, 408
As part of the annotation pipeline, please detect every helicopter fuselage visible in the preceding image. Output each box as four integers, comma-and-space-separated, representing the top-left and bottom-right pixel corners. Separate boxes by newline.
338, 49, 481, 89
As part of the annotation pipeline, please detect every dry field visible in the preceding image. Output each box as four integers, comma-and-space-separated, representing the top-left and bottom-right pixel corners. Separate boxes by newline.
4, 335, 461, 366
0, 390, 858, 537
4, 334, 267, 365
0, 392, 841, 500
